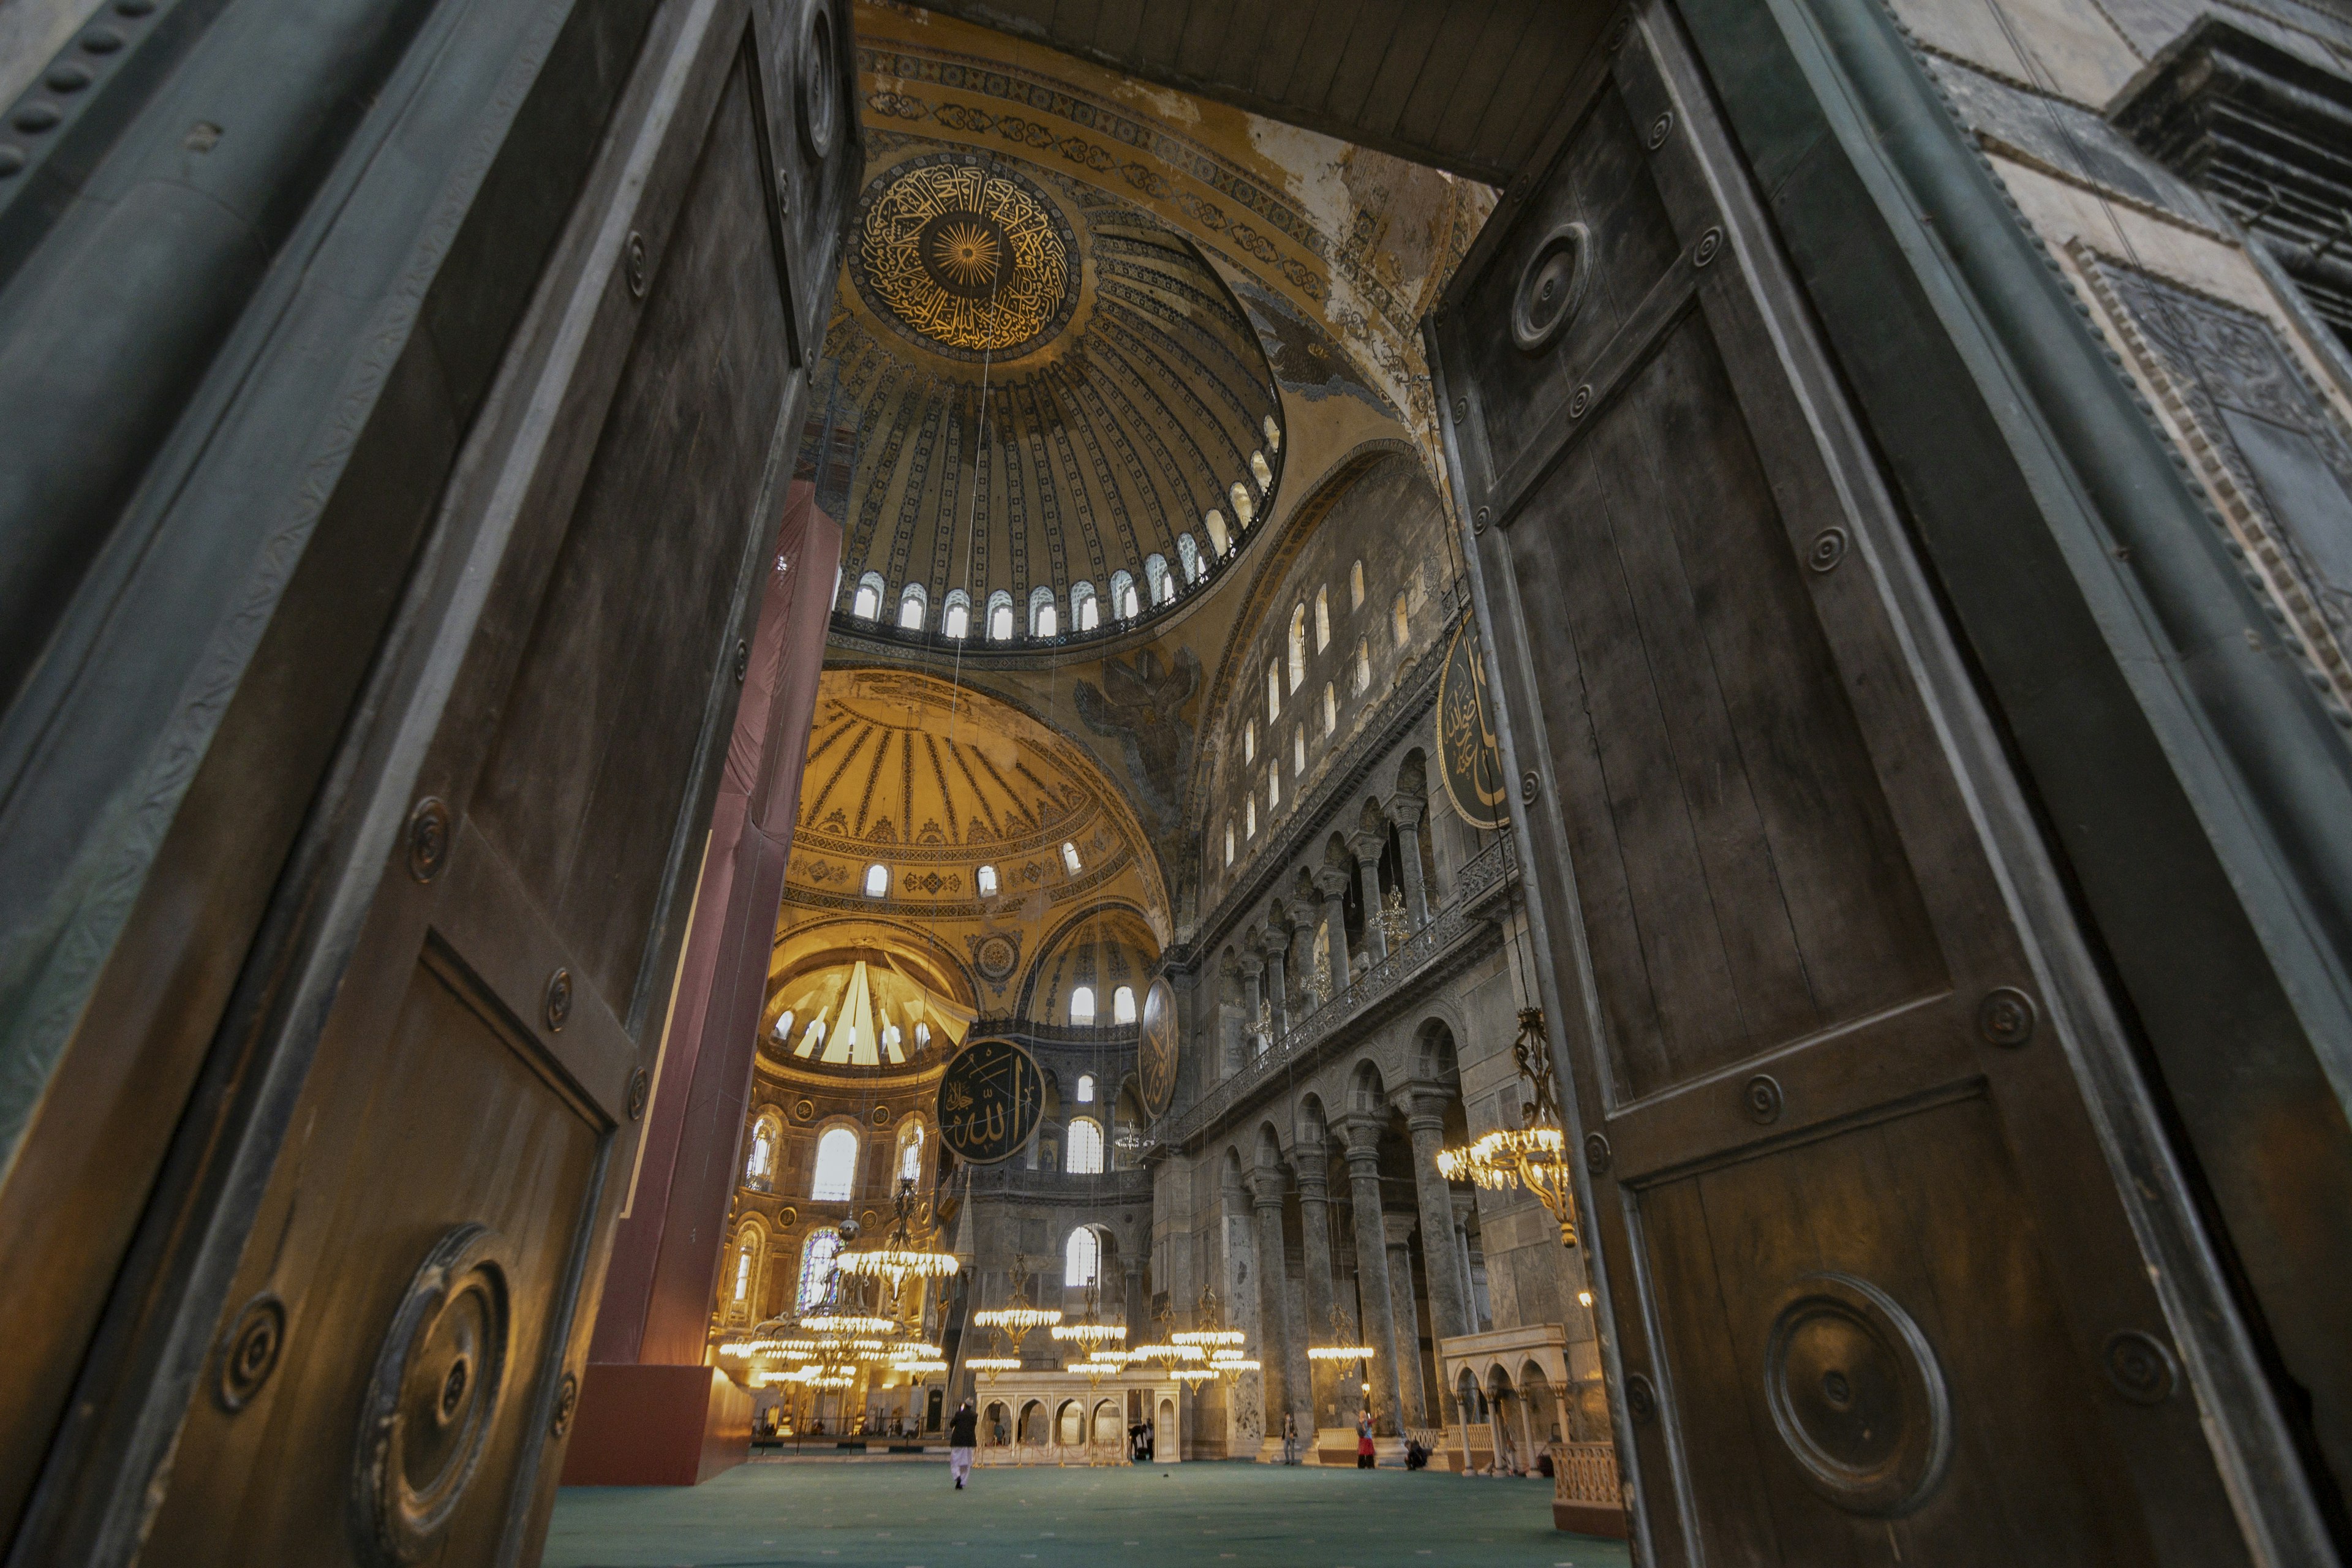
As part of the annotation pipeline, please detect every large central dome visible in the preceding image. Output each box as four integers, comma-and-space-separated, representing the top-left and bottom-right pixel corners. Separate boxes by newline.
811, 143, 1284, 655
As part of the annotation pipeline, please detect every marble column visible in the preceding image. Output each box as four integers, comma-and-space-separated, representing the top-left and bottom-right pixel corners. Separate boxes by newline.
1124, 1257, 1148, 1338
1258, 922, 1291, 1042
1252, 1167, 1314, 1439
1389, 791, 1430, 928
1294, 1137, 1337, 1425
1452, 1192, 1481, 1332
1397, 1086, 1471, 1342
1338, 1115, 1406, 1434
1239, 953, 1264, 1052
1314, 866, 1352, 993
1383, 1212, 1427, 1426
1349, 827, 1389, 961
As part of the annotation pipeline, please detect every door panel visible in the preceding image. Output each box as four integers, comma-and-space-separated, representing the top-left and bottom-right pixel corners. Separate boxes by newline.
13, 1, 859, 1563
1430, 6, 2256, 1564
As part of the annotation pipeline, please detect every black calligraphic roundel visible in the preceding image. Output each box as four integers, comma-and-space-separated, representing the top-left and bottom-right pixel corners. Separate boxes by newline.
1437, 619, 1509, 831
1137, 977, 1179, 1121
935, 1036, 1046, 1165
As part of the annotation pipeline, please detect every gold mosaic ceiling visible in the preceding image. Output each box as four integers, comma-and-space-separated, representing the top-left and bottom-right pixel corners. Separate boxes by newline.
812, 142, 1283, 650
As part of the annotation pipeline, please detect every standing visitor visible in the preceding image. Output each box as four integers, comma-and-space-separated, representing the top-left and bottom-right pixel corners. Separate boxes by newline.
948, 1400, 978, 1490
1282, 1411, 1298, 1465
1355, 1410, 1376, 1470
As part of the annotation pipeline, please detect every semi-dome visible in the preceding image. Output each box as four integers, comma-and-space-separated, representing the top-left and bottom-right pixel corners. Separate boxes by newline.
812, 143, 1284, 653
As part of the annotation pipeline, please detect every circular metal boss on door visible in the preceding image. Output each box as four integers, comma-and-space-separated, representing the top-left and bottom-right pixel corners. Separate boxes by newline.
627, 1066, 651, 1121
2103, 1330, 2178, 1405
1511, 222, 1592, 353
1584, 1132, 1613, 1175
799, 0, 840, 160
624, 231, 647, 300
549, 1371, 580, 1439
351, 1223, 511, 1565
1743, 1072, 1784, 1125
406, 797, 451, 883
217, 1292, 287, 1412
543, 968, 572, 1033
1978, 986, 2037, 1048
1648, 110, 1674, 149
1623, 1372, 1658, 1423
1569, 383, 1593, 418
1521, 769, 1542, 804
1807, 527, 1849, 573
1762, 1272, 1952, 1517
1472, 506, 1491, 535
1693, 226, 1724, 267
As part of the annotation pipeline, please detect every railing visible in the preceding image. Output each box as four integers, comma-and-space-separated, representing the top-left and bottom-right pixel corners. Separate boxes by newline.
1553, 1441, 1622, 1506
1161, 839, 1517, 1148
967, 1165, 1153, 1201
971, 1020, 1141, 1049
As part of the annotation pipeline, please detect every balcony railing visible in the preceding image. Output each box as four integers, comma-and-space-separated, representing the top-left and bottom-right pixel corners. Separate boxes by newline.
965, 1164, 1154, 1202
1160, 838, 1517, 1148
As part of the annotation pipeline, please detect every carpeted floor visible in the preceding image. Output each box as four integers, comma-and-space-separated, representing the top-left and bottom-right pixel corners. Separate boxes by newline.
542, 1458, 1634, 1568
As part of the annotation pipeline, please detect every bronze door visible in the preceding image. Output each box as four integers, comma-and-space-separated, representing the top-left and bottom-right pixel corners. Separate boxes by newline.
10, 1, 854, 1562
1430, 7, 2260, 1564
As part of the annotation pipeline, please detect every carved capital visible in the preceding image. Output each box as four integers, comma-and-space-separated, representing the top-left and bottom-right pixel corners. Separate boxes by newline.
1381, 1212, 1418, 1249
1387, 790, 1427, 830
1336, 1113, 1386, 1161
1346, 828, 1387, 864
1313, 866, 1352, 900
1256, 924, 1291, 960
1394, 1081, 1456, 1128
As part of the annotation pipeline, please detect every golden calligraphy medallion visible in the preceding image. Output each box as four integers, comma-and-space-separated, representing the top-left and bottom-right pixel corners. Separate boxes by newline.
854, 156, 1074, 358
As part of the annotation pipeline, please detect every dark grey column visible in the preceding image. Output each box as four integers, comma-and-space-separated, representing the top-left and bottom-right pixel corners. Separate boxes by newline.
1238, 953, 1264, 1051
1294, 1137, 1336, 1426
1251, 1167, 1313, 1440
1398, 1086, 1471, 1342
1390, 792, 1430, 927
1314, 866, 1352, 992
1338, 1115, 1406, 1434
1349, 828, 1388, 962
1383, 1213, 1427, 1427
1258, 923, 1290, 1042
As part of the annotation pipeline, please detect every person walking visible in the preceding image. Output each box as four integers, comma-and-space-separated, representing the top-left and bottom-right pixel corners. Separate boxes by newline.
1355, 1409, 1376, 1470
1282, 1411, 1298, 1466
948, 1400, 978, 1490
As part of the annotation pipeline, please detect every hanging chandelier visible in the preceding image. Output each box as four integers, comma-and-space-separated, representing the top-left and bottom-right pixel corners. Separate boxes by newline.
1308, 1301, 1379, 1364
1169, 1284, 1245, 1351
970, 1254, 1063, 1342
1049, 1278, 1127, 1351
1434, 1007, 1579, 1246
836, 1177, 961, 1292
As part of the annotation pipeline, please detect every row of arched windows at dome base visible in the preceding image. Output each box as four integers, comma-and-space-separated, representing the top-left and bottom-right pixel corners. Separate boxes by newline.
850, 843, 1084, 902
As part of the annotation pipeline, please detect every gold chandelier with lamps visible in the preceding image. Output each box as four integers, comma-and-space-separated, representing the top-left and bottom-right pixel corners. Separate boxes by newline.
1169, 1284, 1246, 1352
1434, 1007, 1580, 1246
1049, 1278, 1127, 1352
834, 1176, 961, 1294
970, 1253, 1063, 1343
1306, 1302, 1376, 1364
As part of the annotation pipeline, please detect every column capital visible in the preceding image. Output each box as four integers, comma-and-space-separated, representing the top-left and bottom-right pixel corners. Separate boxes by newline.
1387, 788, 1427, 829
1250, 1171, 1287, 1212
1336, 1113, 1386, 1162
1256, 923, 1291, 960
1237, 949, 1264, 978
1451, 1191, 1477, 1226
1313, 865, 1352, 900
1394, 1080, 1457, 1128
1382, 1212, 1418, 1249
1346, 827, 1387, 864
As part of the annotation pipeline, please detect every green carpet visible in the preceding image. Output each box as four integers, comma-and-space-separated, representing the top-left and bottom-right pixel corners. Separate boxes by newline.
543, 1458, 1634, 1568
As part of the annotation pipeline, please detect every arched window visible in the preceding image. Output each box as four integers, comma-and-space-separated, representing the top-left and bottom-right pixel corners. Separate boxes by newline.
850, 571, 885, 620
797, 1227, 843, 1312
730, 1224, 763, 1317
1110, 570, 1137, 619
1112, 986, 1136, 1024
1287, 604, 1306, 691
1266, 661, 1281, 721
976, 863, 998, 898
1145, 555, 1172, 605
1204, 509, 1229, 555
1315, 586, 1331, 651
1229, 481, 1256, 527
943, 588, 971, 639
1393, 592, 1410, 647
897, 582, 927, 630
1071, 986, 1096, 1025
1263, 412, 1282, 451
1065, 1225, 1101, 1286
1243, 718, 1255, 764
1068, 1118, 1105, 1175
1030, 585, 1058, 637
810, 1126, 859, 1201
1293, 726, 1305, 776
1224, 821, 1235, 865
1245, 796, 1256, 839
988, 590, 1016, 641
770, 1008, 796, 1043
1323, 682, 1337, 737
1355, 638, 1371, 695
1251, 450, 1273, 493
1072, 581, 1098, 631
1177, 533, 1202, 582
794, 1014, 826, 1057
1350, 560, 1366, 609
1268, 769, 1280, 810
864, 862, 889, 898
745, 1120, 778, 1188
1076, 1073, 1096, 1102
1061, 840, 1082, 874
897, 1118, 925, 1182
